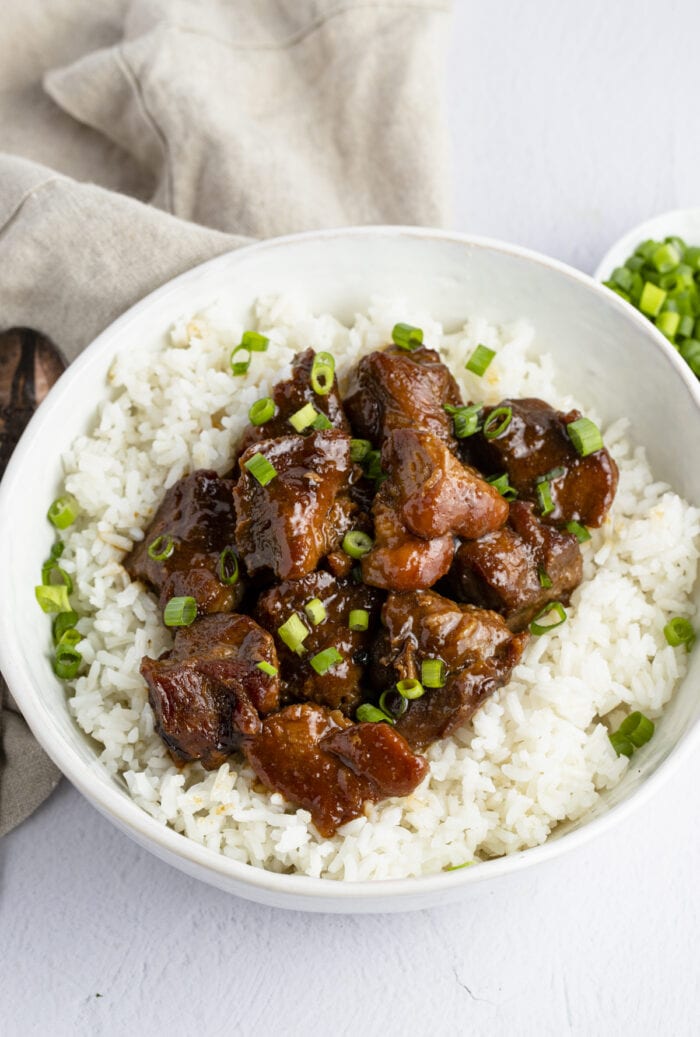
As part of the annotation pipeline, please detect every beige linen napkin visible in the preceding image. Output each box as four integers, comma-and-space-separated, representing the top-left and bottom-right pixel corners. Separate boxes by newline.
0, 0, 451, 836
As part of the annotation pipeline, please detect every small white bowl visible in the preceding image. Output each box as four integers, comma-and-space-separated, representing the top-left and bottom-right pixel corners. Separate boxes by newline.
1, 227, 699, 913
595, 207, 700, 282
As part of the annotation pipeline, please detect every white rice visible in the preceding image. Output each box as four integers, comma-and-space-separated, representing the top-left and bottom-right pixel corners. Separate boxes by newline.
55, 295, 700, 879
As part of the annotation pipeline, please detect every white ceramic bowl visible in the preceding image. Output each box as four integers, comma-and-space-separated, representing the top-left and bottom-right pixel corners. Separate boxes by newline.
1, 227, 699, 913
595, 207, 700, 281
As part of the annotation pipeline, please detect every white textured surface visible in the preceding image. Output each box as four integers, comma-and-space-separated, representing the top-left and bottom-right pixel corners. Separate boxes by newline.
4, 1, 700, 1033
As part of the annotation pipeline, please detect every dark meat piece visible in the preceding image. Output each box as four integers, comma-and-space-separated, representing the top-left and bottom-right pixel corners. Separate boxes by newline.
444, 500, 583, 632
233, 430, 355, 580
464, 398, 618, 527
140, 615, 279, 769
344, 345, 464, 448
361, 483, 455, 592
234, 347, 350, 460
382, 428, 508, 540
375, 590, 528, 750
124, 470, 242, 614
243, 703, 428, 836
255, 571, 383, 713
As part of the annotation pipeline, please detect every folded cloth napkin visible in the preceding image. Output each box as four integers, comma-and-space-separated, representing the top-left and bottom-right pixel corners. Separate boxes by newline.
0, 0, 451, 836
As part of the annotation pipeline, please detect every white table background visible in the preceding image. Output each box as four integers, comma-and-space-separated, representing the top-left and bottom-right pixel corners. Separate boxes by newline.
4, 2, 700, 1034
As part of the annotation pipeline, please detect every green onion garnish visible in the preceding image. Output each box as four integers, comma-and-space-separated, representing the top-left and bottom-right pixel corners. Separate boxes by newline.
147, 534, 175, 562
529, 601, 567, 635
304, 598, 326, 626
444, 861, 475, 871
443, 403, 482, 439
342, 531, 374, 559
363, 450, 384, 481
609, 711, 655, 757
248, 397, 275, 426
567, 417, 603, 457
356, 703, 394, 724
482, 406, 512, 440
544, 466, 566, 481
217, 547, 239, 585
47, 494, 79, 530
565, 520, 591, 543
256, 660, 278, 677
652, 242, 681, 273
421, 658, 445, 688
56, 628, 81, 649
51, 541, 65, 559
311, 412, 333, 431
391, 323, 424, 351
53, 610, 79, 643
230, 331, 269, 376
538, 567, 553, 589
310, 647, 343, 675
350, 438, 372, 463
465, 344, 495, 376
277, 613, 309, 655
41, 559, 73, 594
348, 608, 369, 632
663, 616, 696, 651
486, 472, 517, 500
536, 479, 554, 516
35, 584, 71, 613
163, 596, 197, 627
396, 678, 425, 700
244, 452, 277, 486
54, 644, 82, 680
310, 352, 335, 395
379, 689, 408, 718
639, 281, 667, 317
289, 402, 319, 432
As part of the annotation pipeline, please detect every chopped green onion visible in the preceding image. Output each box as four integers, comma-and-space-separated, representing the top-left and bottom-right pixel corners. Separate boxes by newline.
663, 616, 696, 651
538, 567, 553, 589
248, 397, 275, 425
50, 541, 65, 559
277, 613, 309, 655
567, 417, 603, 457
482, 406, 512, 440
639, 281, 667, 317
35, 584, 71, 613
47, 494, 79, 530
421, 658, 445, 688
304, 598, 326, 626
544, 466, 566, 481
41, 559, 73, 593
609, 711, 655, 757
363, 450, 385, 481
311, 412, 333, 431
678, 315, 695, 339
147, 534, 175, 562
244, 452, 277, 486
465, 344, 495, 376
611, 266, 633, 292
56, 628, 81, 651
444, 403, 482, 439
256, 660, 278, 677
342, 530, 374, 559
356, 703, 394, 724
656, 310, 681, 341
391, 322, 424, 351
565, 520, 591, 543
350, 438, 372, 463
652, 242, 681, 274
54, 644, 82, 680
486, 472, 517, 500
529, 601, 567, 635
444, 861, 475, 871
396, 678, 425, 700
379, 689, 408, 718
310, 351, 335, 395
310, 647, 343, 675
288, 402, 319, 432
217, 547, 239, 585
230, 331, 269, 375
163, 596, 197, 627
536, 479, 554, 516
348, 608, 369, 632
679, 339, 700, 376
53, 610, 79, 643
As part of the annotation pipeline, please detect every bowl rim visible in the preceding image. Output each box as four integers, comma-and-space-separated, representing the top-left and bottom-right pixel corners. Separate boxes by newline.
2, 223, 699, 903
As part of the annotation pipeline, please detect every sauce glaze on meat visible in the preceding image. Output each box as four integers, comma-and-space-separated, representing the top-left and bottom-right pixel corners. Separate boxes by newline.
129, 334, 617, 836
